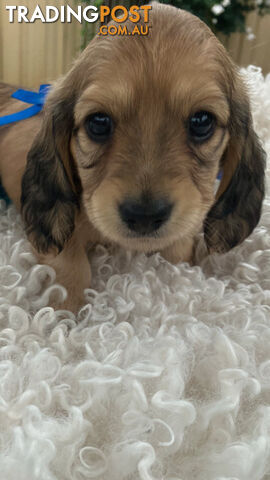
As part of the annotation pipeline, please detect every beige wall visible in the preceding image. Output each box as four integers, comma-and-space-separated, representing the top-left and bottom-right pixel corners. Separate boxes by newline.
219, 11, 270, 74
0, 3, 270, 88
0, 0, 83, 88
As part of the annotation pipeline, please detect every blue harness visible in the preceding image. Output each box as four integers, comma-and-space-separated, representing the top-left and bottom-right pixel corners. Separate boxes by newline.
0, 84, 50, 127
0, 84, 51, 204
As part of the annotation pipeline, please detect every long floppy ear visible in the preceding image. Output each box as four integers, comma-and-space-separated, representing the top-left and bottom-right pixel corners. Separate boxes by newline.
204, 74, 266, 253
21, 82, 81, 254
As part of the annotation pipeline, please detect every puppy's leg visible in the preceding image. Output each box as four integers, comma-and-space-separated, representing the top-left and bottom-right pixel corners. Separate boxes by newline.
34, 235, 91, 313
161, 237, 194, 265
37, 231, 91, 313
35, 215, 100, 313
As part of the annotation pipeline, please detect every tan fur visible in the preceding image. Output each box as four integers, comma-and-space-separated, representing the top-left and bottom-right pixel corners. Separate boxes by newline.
0, 4, 265, 311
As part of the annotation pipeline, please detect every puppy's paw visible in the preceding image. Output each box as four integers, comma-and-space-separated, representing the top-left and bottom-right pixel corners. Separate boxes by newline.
161, 237, 195, 265
50, 294, 87, 314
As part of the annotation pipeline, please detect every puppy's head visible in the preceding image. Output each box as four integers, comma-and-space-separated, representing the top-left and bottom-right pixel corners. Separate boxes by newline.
21, 3, 265, 255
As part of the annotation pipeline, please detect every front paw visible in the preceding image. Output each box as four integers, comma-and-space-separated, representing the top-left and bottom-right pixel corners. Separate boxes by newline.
50, 294, 87, 314
161, 237, 195, 265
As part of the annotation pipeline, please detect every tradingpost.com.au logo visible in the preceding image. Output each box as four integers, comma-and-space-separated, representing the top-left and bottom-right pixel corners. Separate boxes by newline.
5, 4, 152, 36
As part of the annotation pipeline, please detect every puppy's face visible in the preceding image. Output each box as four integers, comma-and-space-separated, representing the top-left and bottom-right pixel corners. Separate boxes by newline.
70, 10, 230, 252
21, 4, 265, 256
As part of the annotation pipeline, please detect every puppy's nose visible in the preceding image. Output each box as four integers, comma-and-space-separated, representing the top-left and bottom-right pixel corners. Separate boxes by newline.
119, 198, 172, 235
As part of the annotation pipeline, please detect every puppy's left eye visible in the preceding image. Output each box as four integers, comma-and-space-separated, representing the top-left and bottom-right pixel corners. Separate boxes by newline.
189, 111, 215, 141
85, 112, 113, 143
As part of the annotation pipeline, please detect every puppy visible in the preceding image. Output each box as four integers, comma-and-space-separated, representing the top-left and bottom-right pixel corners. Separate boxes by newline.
0, 3, 265, 311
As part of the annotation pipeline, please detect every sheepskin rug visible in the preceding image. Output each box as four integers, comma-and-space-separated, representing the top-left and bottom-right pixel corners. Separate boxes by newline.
1, 66, 270, 480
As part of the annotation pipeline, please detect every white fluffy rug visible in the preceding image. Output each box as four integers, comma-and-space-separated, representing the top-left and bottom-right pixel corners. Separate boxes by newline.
1, 66, 270, 480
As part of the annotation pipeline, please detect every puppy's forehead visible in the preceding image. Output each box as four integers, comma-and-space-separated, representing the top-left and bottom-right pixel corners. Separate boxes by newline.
75, 6, 229, 124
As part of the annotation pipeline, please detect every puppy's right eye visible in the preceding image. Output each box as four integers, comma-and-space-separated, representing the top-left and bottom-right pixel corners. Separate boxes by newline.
84, 113, 113, 143
189, 111, 215, 142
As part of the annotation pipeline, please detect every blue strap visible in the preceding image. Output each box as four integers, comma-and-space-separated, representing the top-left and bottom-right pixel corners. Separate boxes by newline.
0, 84, 51, 127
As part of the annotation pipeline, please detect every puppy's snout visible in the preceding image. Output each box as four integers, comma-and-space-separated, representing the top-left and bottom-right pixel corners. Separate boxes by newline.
119, 198, 173, 235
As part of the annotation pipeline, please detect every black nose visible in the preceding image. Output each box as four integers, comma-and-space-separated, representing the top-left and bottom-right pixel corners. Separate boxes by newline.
119, 198, 173, 235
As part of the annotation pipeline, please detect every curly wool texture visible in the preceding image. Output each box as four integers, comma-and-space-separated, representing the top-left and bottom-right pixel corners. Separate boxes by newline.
1, 66, 270, 480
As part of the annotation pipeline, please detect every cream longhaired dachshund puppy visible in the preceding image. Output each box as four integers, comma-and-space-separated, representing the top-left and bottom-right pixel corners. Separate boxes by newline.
0, 3, 266, 311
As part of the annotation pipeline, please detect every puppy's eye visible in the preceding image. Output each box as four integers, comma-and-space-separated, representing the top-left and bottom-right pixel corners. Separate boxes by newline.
189, 111, 215, 141
85, 113, 113, 143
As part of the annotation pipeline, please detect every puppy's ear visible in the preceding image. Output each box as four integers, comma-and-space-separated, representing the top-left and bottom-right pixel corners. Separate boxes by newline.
204, 74, 266, 253
21, 83, 81, 254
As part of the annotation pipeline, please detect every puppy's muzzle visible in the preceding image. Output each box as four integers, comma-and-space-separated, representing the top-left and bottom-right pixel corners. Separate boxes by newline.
119, 197, 173, 235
